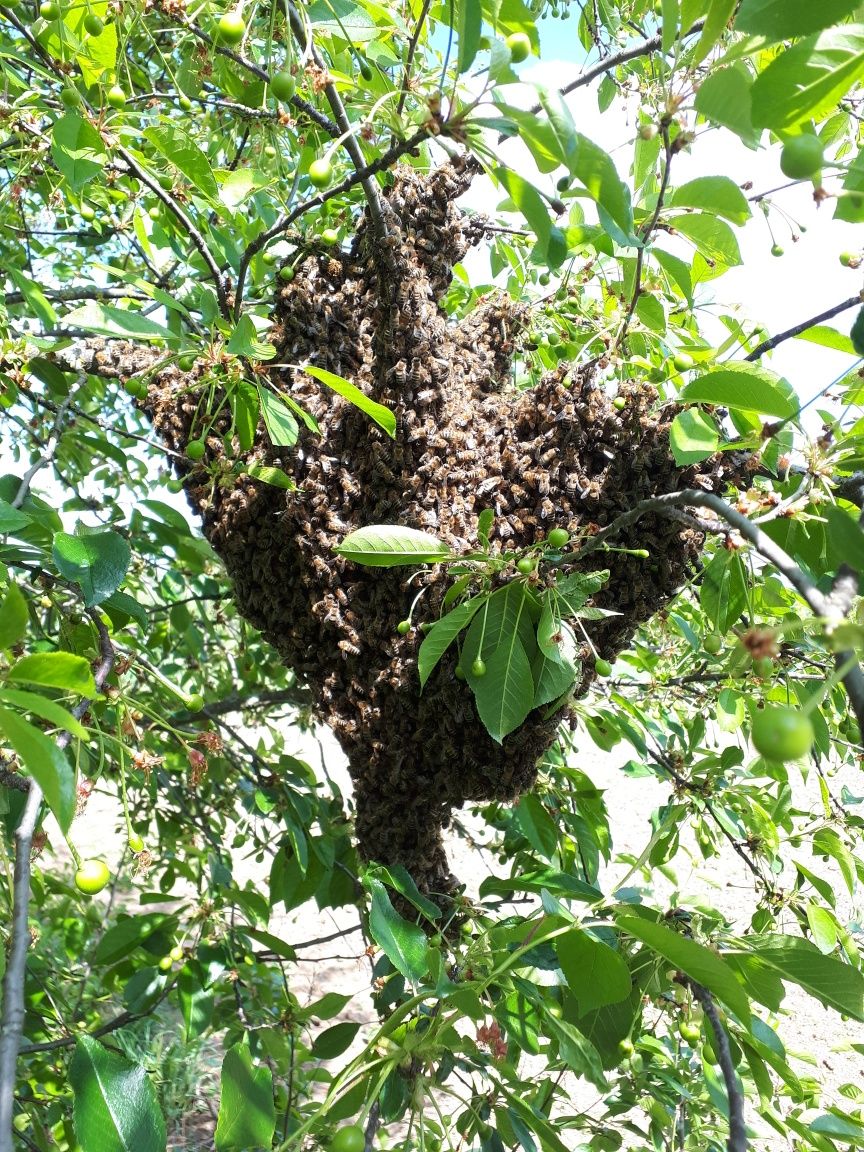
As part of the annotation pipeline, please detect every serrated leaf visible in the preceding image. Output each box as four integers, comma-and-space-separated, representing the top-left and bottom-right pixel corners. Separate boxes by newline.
51, 114, 107, 191
226, 314, 276, 361
672, 212, 742, 266
736, 0, 861, 40
680, 363, 798, 418
8, 651, 96, 696
0, 583, 28, 649
143, 124, 218, 200
335, 525, 450, 567
553, 569, 610, 615
617, 914, 750, 1023
736, 935, 864, 1020
52, 530, 131, 607
694, 63, 760, 148
70, 1035, 166, 1152
418, 594, 488, 688
750, 27, 864, 132
246, 464, 295, 489
7, 268, 58, 328
366, 876, 428, 982
556, 929, 631, 1015
215, 1042, 275, 1151
456, 0, 482, 72
257, 385, 299, 447
64, 301, 175, 344
669, 177, 751, 224
303, 364, 396, 438
805, 905, 839, 954
471, 630, 535, 743
670, 409, 719, 465
0, 707, 76, 831
0, 688, 87, 739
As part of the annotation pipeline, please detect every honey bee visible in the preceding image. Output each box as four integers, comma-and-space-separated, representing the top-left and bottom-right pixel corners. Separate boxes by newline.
338, 639, 361, 657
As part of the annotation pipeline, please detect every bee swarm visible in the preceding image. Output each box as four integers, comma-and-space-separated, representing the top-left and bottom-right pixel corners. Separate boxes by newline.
143, 158, 731, 895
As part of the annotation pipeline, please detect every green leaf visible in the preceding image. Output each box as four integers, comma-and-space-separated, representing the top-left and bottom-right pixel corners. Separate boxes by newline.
303, 364, 396, 438
335, 524, 450, 567
70, 1036, 166, 1152
479, 868, 601, 902
53, 530, 131, 607
418, 595, 488, 688
572, 133, 634, 243
671, 213, 742, 266
226, 315, 276, 361
680, 362, 798, 417
616, 914, 751, 1023
311, 1021, 361, 1059
495, 167, 551, 253
257, 385, 299, 447
0, 707, 75, 832
7, 269, 58, 328
463, 584, 537, 742
553, 569, 610, 615
51, 114, 107, 191
532, 641, 579, 709
669, 409, 719, 465
661, 0, 679, 53
143, 124, 218, 200
669, 177, 751, 224
0, 583, 28, 649
694, 63, 760, 147
366, 876, 429, 982
810, 1114, 864, 1144
306, 0, 377, 40
8, 651, 96, 697
794, 324, 855, 354
735, 0, 861, 40
215, 1041, 276, 1151
93, 914, 176, 966
740, 936, 864, 1019
805, 905, 839, 955
556, 929, 631, 1015
691, 0, 737, 65
178, 966, 215, 1042
64, 301, 175, 344
230, 381, 259, 452
0, 688, 88, 740
700, 550, 748, 634
456, 0, 482, 72
824, 505, 864, 571
544, 1014, 608, 1089
246, 464, 295, 489
751, 28, 864, 132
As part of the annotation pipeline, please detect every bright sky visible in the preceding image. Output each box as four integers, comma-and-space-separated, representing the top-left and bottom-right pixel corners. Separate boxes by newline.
457, 43, 863, 419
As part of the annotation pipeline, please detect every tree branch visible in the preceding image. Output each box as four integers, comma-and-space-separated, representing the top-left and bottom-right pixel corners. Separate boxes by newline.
526, 18, 706, 114
0, 612, 115, 1152
744, 295, 863, 362
580, 488, 864, 732
685, 980, 747, 1152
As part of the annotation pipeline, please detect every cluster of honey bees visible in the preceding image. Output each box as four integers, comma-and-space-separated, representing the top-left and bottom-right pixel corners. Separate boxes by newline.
142, 157, 731, 894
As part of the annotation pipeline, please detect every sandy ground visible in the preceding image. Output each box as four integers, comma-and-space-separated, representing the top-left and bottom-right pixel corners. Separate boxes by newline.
65, 716, 864, 1150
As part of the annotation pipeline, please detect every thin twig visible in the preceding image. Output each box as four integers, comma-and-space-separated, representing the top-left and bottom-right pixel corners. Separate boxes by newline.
685, 980, 747, 1152
395, 0, 432, 118
744, 295, 863, 362
526, 18, 706, 113
579, 488, 864, 732
616, 121, 673, 350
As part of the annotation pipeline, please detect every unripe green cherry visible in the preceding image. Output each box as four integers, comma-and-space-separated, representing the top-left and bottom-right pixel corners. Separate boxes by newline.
270, 70, 295, 102
505, 31, 531, 62
158, 954, 174, 971
80, 203, 96, 222
673, 352, 694, 371
278, 266, 294, 281
613, 396, 627, 410
753, 657, 774, 679
770, 243, 784, 258
516, 556, 536, 574
396, 619, 411, 635
308, 157, 333, 189
751, 706, 814, 762
185, 438, 206, 461
74, 858, 110, 895
547, 527, 569, 549
39, 1, 59, 18
321, 227, 339, 245
83, 12, 103, 34
60, 86, 81, 108
185, 692, 205, 711
262, 249, 277, 265
594, 658, 612, 677
454, 664, 466, 680
105, 84, 126, 109
215, 9, 245, 45
328, 1125, 366, 1152
128, 831, 145, 853
470, 657, 487, 678
169, 944, 185, 963
703, 632, 723, 655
